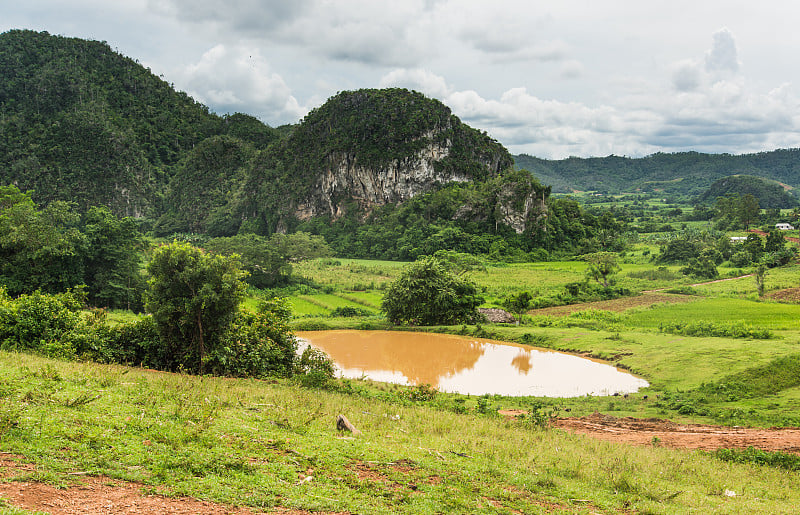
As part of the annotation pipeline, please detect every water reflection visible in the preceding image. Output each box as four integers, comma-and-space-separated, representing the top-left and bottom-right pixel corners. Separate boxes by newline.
511, 351, 533, 375
297, 330, 648, 397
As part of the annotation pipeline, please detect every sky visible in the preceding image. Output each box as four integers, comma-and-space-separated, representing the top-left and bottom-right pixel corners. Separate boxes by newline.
4, 1, 800, 159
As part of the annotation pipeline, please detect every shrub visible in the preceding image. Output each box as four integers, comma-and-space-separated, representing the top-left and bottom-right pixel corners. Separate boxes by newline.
660, 321, 773, 339
382, 256, 483, 325
0, 289, 86, 358
207, 300, 298, 378
107, 316, 165, 367
329, 306, 372, 317
294, 346, 336, 388
295, 346, 336, 377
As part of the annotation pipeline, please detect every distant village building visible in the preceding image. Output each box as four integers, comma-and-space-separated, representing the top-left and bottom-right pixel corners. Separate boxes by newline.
776, 222, 795, 231
730, 236, 747, 242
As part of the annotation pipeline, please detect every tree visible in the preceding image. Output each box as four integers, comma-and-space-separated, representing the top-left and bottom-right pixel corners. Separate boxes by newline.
0, 187, 86, 295
738, 194, 760, 229
502, 291, 533, 325
680, 257, 719, 279
144, 241, 247, 374
764, 230, 786, 253
381, 256, 483, 325
754, 264, 767, 297
584, 252, 621, 288
204, 232, 332, 288
81, 206, 146, 310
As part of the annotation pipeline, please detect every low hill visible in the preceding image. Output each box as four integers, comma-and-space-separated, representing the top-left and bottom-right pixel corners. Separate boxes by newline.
698, 175, 798, 209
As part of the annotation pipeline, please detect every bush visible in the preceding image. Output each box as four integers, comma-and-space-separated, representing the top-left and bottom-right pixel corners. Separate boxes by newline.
381, 256, 483, 325
729, 250, 752, 268
660, 321, 773, 339
0, 289, 86, 358
207, 299, 298, 378
106, 316, 164, 367
294, 346, 337, 388
329, 306, 372, 317
295, 345, 336, 377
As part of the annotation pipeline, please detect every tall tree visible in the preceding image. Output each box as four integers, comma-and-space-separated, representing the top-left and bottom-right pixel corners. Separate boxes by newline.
144, 242, 247, 374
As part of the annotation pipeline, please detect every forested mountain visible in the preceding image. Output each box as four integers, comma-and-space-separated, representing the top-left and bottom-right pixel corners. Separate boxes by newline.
230, 89, 513, 235
515, 150, 800, 197
0, 29, 276, 216
8, 29, 800, 262
0, 31, 512, 236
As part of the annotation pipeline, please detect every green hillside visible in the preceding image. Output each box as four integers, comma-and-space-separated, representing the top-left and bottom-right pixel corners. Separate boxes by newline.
698, 174, 798, 208
515, 150, 800, 197
0, 29, 275, 216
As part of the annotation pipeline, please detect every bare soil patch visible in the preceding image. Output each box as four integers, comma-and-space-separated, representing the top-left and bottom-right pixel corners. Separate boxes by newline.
527, 292, 696, 317
749, 228, 800, 244
765, 287, 800, 303
0, 455, 347, 515
552, 413, 800, 454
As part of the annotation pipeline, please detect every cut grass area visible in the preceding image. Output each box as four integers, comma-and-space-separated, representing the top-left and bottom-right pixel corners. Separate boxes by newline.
2, 351, 800, 513
287, 296, 330, 316
294, 258, 405, 290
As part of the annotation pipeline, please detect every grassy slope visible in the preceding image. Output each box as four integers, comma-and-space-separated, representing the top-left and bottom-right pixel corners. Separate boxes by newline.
2, 352, 799, 514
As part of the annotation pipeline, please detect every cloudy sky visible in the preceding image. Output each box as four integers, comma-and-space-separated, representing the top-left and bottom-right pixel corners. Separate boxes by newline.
5, 1, 800, 158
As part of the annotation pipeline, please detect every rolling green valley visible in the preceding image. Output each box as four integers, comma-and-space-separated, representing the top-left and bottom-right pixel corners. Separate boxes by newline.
3, 28, 800, 514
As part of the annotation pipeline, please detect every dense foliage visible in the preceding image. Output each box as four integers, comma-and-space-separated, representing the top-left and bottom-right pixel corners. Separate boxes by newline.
0, 185, 145, 309
203, 232, 331, 288
144, 242, 248, 374
0, 30, 276, 216
699, 175, 798, 209
381, 256, 484, 325
235, 88, 513, 234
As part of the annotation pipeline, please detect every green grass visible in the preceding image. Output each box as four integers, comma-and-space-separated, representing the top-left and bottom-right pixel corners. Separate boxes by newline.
294, 258, 405, 290
626, 297, 800, 331
2, 351, 800, 513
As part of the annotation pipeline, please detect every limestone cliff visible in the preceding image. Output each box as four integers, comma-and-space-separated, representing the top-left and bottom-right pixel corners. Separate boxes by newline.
270, 89, 513, 223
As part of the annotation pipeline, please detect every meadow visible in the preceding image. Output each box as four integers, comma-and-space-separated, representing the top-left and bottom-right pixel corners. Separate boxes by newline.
2, 351, 800, 514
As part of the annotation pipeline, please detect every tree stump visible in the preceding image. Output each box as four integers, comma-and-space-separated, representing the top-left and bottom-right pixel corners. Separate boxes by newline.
336, 414, 362, 435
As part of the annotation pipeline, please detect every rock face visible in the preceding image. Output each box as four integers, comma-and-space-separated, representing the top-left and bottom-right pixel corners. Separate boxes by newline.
295, 137, 469, 220
495, 174, 550, 234
282, 89, 513, 221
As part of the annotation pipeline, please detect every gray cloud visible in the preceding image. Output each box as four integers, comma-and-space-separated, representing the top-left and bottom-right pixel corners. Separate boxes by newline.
148, 0, 311, 32
6, 2, 800, 158
705, 27, 740, 74
671, 60, 701, 92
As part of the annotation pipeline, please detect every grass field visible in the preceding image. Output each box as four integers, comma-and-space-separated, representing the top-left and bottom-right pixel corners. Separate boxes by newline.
2, 351, 800, 514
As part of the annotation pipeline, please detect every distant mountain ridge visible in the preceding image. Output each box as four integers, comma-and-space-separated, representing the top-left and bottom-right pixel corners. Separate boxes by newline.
515, 150, 800, 198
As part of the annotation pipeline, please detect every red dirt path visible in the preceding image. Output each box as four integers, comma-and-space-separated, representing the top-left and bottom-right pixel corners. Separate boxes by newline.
0, 455, 346, 515
553, 413, 800, 453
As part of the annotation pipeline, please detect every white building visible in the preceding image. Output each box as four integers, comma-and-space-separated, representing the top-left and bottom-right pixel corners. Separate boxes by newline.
776, 223, 795, 231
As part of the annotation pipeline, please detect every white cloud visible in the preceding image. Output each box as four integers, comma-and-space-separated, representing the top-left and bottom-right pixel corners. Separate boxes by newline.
179, 44, 305, 124
379, 69, 451, 99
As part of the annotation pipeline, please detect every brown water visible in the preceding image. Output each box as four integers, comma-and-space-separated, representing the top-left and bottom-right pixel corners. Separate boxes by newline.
297, 330, 648, 397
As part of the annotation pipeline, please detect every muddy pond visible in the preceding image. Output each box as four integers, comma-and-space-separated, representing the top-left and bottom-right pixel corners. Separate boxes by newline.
297, 330, 648, 397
